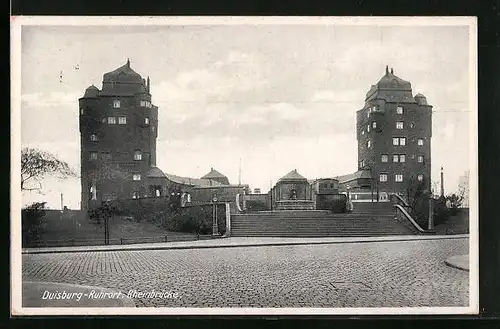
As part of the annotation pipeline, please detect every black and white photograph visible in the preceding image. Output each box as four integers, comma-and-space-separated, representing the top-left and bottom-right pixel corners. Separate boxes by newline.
11, 16, 478, 315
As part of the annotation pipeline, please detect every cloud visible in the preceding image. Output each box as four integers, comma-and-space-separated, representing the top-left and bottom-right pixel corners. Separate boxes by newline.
21, 91, 82, 108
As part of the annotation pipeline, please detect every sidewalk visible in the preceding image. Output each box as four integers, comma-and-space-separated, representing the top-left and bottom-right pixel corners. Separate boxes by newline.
22, 281, 135, 307
22, 234, 469, 254
445, 254, 469, 271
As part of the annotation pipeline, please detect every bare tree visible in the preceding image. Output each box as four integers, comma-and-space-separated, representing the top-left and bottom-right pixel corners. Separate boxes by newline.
21, 147, 77, 192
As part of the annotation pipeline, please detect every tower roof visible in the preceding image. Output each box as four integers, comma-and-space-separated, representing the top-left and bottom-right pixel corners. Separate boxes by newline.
278, 169, 307, 182
82, 85, 99, 98
364, 66, 416, 103
103, 59, 143, 83
100, 60, 149, 96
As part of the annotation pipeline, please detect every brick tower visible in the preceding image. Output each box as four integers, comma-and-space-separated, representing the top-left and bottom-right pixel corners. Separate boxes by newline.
79, 59, 158, 210
356, 66, 432, 197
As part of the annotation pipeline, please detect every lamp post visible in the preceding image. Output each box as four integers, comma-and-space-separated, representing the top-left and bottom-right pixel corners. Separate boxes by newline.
212, 194, 218, 236
428, 186, 434, 231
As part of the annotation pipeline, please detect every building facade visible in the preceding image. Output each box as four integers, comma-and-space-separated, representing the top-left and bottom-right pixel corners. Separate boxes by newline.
356, 66, 433, 197
79, 60, 247, 211
79, 60, 159, 210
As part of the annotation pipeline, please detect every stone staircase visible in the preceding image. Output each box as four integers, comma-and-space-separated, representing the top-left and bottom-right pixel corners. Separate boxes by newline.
230, 206, 417, 237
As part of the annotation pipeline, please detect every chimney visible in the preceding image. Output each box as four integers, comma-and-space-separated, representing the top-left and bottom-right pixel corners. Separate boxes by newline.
126, 58, 130, 68
147, 76, 150, 92
391, 68, 394, 74
385, 65, 389, 74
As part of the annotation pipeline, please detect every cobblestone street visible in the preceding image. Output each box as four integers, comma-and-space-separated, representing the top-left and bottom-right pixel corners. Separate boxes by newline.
22, 238, 469, 308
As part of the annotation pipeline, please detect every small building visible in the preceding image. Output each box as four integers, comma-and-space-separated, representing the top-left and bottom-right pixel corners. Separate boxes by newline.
269, 169, 314, 210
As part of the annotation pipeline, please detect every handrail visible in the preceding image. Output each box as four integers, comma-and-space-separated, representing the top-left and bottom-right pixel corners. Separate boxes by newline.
390, 193, 410, 207
235, 193, 243, 212
394, 204, 426, 233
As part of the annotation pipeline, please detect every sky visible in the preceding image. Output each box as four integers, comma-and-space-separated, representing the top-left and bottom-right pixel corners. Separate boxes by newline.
18, 21, 474, 209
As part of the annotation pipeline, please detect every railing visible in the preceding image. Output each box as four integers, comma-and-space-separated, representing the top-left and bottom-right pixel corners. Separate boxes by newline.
393, 204, 427, 233
23, 233, 218, 248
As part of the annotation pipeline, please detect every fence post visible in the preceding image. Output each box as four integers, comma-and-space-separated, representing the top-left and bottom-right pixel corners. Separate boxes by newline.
197, 233, 200, 240
120, 238, 123, 245
164, 235, 167, 242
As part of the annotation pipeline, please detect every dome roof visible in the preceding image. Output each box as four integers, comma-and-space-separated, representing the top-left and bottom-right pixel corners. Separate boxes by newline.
201, 167, 230, 185
82, 85, 99, 98
147, 166, 167, 178
279, 169, 307, 182
201, 167, 228, 180
102, 59, 143, 83
414, 93, 428, 105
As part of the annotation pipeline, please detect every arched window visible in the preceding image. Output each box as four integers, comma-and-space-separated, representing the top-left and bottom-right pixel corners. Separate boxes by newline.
289, 189, 297, 200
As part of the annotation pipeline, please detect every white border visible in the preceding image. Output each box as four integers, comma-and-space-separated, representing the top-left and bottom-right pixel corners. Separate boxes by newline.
11, 16, 478, 316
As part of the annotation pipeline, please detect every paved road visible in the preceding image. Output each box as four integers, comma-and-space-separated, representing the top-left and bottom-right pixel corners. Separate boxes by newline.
22, 238, 469, 308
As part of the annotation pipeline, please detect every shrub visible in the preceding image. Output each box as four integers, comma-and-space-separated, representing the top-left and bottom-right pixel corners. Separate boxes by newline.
161, 204, 226, 235
246, 200, 269, 212
433, 196, 450, 226
22, 202, 47, 247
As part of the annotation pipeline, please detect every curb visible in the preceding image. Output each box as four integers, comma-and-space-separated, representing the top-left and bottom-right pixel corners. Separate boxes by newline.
22, 234, 469, 255
444, 255, 469, 272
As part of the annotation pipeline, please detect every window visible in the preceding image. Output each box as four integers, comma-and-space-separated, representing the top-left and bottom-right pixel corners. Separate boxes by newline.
113, 100, 121, 108
372, 105, 378, 112
107, 117, 116, 124
90, 134, 98, 141
144, 117, 150, 125
417, 138, 424, 146
393, 137, 406, 146
372, 121, 377, 129
367, 111, 371, 118
393, 154, 406, 162
418, 155, 424, 163
132, 192, 139, 199
396, 121, 404, 129
410, 122, 415, 128
90, 152, 98, 160
155, 189, 161, 197
101, 117, 106, 123
381, 154, 388, 162
367, 124, 371, 132
361, 130, 365, 135
395, 174, 404, 182
417, 174, 424, 182
366, 140, 371, 148
140, 100, 152, 108
359, 159, 366, 168
132, 174, 141, 181
118, 117, 127, 124
379, 174, 388, 182
80, 108, 84, 115
396, 106, 404, 114
134, 150, 142, 161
